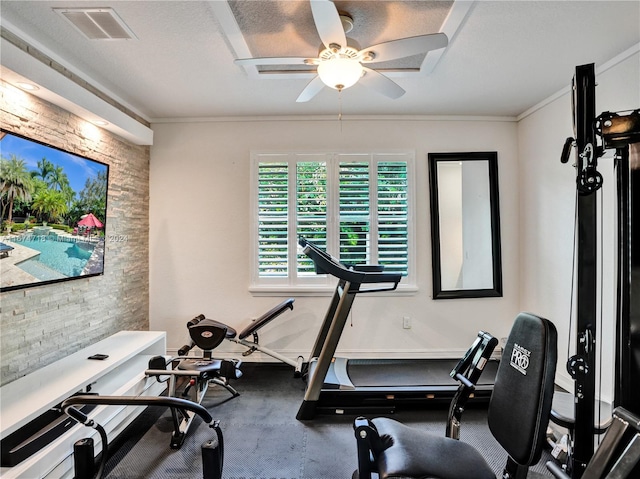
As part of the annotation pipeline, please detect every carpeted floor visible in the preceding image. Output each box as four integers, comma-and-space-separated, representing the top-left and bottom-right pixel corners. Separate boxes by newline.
103, 363, 555, 479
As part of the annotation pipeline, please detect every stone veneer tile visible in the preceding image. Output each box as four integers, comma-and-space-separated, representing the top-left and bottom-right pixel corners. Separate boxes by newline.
0, 80, 150, 386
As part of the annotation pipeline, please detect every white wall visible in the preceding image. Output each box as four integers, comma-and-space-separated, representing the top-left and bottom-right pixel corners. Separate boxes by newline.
517, 50, 640, 399
149, 118, 520, 360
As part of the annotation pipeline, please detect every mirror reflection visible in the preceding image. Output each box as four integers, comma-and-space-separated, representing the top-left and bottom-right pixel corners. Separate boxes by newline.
428, 152, 502, 299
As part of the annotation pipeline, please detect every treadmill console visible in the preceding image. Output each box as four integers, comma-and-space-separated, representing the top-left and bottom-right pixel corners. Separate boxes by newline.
298, 237, 402, 292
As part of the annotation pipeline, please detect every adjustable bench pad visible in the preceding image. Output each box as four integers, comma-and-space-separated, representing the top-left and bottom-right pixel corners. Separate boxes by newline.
238, 298, 294, 340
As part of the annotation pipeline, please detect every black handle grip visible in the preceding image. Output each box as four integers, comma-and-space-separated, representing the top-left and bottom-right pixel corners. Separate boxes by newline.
187, 314, 206, 328
561, 137, 575, 164
178, 342, 194, 357
454, 373, 475, 390
66, 405, 90, 424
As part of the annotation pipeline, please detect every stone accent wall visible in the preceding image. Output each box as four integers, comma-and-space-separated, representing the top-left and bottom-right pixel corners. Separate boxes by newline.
0, 80, 150, 386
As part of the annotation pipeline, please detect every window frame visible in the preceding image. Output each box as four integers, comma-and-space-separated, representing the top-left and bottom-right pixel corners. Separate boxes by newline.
250, 150, 416, 295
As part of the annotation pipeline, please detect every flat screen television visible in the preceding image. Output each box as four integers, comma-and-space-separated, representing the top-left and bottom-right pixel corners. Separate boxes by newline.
0, 129, 109, 292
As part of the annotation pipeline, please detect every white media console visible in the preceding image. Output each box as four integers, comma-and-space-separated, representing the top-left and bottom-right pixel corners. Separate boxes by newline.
0, 330, 166, 479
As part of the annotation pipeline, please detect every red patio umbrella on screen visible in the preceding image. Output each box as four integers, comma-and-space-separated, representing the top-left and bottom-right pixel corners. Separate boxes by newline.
78, 213, 104, 228
77, 213, 103, 238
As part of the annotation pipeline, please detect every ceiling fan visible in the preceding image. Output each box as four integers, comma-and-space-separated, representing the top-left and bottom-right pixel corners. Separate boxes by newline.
234, 0, 448, 102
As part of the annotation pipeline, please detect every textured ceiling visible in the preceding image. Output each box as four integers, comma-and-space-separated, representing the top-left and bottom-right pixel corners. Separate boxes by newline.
229, 0, 454, 72
0, 0, 638, 128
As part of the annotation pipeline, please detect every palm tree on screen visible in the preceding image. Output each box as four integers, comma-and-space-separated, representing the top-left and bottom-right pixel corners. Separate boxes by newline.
48, 165, 71, 192
0, 155, 34, 224
31, 189, 68, 224
31, 157, 54, 183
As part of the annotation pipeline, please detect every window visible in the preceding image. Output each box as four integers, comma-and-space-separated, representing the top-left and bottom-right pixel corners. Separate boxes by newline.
251, 151, 415, 292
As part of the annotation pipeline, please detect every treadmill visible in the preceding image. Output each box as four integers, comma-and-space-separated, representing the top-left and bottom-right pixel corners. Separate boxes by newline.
296, 237, 499, 420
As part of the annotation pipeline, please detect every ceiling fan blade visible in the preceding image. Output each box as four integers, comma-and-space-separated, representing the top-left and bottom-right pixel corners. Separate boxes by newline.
362, 33, 449, 63
235, 57, 313, 66
296, 75, 325, 102
310, 0, 346, 49
359, 67, 405, 99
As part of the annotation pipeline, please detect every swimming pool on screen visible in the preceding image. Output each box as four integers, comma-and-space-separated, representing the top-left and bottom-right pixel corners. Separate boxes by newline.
15, 235, 96, 280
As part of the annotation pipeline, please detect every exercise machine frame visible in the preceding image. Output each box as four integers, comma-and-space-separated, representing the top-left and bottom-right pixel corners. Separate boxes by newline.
189, 299, 303, 375
145, 299, 299, 447
548, 407, 640, 479
354, 312, 557, 479
559, 62, 640, 477
61, 395, 224, 479
296, 236, 499, 420
145, 315, 242, 449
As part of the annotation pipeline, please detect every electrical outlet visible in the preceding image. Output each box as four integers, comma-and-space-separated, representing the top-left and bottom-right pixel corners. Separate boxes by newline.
403, 316, 411, 329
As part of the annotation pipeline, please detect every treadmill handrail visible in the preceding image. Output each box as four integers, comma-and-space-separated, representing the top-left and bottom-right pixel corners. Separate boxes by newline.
299, 237, 402, 288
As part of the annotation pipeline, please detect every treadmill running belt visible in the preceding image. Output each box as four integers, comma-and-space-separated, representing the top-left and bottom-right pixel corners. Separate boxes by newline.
347, 359, 498, 388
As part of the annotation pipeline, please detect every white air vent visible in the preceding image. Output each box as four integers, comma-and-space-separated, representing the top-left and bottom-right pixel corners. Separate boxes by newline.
54, 8, 138, 40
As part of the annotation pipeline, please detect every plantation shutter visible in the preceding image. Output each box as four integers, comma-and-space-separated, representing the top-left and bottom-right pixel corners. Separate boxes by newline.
377, 160, 409, 274
296, 161, 327, 276
257, 162, 288, 277
339, 161, 370, 265
252, 151, 413, 289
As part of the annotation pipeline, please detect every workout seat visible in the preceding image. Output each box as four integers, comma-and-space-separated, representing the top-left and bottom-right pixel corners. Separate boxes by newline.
177, 315, 242, 382
353, 312, 558, 479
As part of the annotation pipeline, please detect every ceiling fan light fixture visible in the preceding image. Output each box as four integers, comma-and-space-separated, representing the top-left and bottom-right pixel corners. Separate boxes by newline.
317, 57, 363, 91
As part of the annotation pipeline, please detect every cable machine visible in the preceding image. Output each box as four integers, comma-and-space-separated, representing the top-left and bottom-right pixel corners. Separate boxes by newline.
560, 62, 640, 478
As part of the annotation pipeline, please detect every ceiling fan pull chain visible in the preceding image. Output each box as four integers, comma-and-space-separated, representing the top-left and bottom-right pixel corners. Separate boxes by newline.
338, 90, 343, 132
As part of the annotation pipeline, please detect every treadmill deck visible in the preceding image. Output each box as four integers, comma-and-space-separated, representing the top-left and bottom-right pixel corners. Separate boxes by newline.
347, 358, 497, 388
307, 357, 499, 416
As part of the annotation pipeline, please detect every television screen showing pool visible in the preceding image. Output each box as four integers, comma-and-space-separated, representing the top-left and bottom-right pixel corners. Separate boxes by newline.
0, 129, 109, 292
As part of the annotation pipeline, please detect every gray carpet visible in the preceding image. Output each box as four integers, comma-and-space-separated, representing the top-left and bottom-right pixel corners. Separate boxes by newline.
104, 363, 554, 479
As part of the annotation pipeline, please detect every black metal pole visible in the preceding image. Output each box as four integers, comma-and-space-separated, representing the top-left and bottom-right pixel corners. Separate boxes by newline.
571, 63, 598, 477
615, 147, 630, 412
628, 146, 640, 414
615, 144, 640, 416
73, 438, 95, 479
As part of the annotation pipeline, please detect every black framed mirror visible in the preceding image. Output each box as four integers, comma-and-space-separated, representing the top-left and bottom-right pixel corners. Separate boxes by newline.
428, 152, 502, 299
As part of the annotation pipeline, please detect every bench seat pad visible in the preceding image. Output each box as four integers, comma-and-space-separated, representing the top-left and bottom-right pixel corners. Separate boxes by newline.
371, 417, 495, 479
